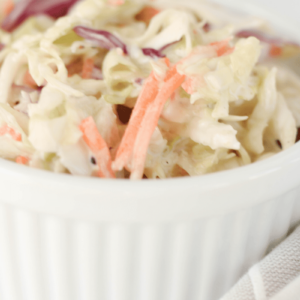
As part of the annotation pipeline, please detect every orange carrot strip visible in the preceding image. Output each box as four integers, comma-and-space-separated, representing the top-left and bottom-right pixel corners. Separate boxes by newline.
112, 72, 159, 171
130, 71, 185, 179
0, 125, 22, 141
16, 156, 28, 165
79, 117, 115, 178
164, 57, 171, 67
3, 0, 14, 16
67, 59, 83, 77
108, 0, 124, 6
221, 47, 235, 57
210, 40, 234, 57
23, 70, 37, 88
269, 45, 282, 57
164, 63, 181, 82
135, 6, 160, 24
81, 57, 94, 79
182, 75, 206, 95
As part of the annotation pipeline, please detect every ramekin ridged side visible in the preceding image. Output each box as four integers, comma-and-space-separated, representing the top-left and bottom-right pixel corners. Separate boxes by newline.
0, 187, 299, 300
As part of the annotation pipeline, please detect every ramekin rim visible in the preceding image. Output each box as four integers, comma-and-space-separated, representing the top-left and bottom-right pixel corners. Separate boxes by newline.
0, 141, 299, 194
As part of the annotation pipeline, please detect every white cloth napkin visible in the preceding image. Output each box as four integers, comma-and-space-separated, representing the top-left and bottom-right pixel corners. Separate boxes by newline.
220, 226, 300, 300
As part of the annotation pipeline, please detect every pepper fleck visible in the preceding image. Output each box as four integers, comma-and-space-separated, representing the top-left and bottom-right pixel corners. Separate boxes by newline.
276, 140, 282, 149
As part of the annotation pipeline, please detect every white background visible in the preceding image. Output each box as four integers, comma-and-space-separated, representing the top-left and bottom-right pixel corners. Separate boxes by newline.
249, 0, 299, 24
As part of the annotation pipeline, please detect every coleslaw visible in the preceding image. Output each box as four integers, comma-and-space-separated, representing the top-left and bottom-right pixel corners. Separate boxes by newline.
0, 0, 299, 179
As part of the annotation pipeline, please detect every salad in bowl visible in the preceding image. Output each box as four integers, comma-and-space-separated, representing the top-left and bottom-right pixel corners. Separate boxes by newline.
0, 0, 299, 180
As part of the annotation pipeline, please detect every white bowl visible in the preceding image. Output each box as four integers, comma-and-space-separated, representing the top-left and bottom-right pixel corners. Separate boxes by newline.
0, 1, 300, 300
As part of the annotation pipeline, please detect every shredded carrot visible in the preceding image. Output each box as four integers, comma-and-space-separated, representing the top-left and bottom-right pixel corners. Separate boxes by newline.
23, 70, 37, 88
81, 57, 95, 79
182, 75, 206, 95
164, 57, 171, 67
108, 0, 124, 6
0, 125, 22, 141
79, 117, 115, 178
164, 64, 178, 82
179, 166, 189, 176
3, 0, 14, 16
269, 45, 282, 57
220, 47, 235, 56
67, 59, 83, 77
113, 61, 185, 178
130, 71, 185, 179
16, 156, 28, 165
112, 72, 159, 171
210, 40, 234, 57
170, 92, 176, 101
135, 6, 160, 24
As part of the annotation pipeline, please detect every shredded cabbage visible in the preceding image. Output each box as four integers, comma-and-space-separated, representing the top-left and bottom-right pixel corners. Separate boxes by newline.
244, 67, 278, 155
0, 0, 298, 179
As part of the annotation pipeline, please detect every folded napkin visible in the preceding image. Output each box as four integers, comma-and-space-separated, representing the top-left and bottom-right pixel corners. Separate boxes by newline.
220, 225, 300, 300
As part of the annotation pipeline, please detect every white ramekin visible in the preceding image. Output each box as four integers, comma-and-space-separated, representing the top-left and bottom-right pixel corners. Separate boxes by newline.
0, 1, 300, 300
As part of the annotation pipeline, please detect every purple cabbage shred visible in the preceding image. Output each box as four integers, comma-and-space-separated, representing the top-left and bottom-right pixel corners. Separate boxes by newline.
74, 26, 128, 54
141, 40, 179, 59
2, 0, 80, 32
